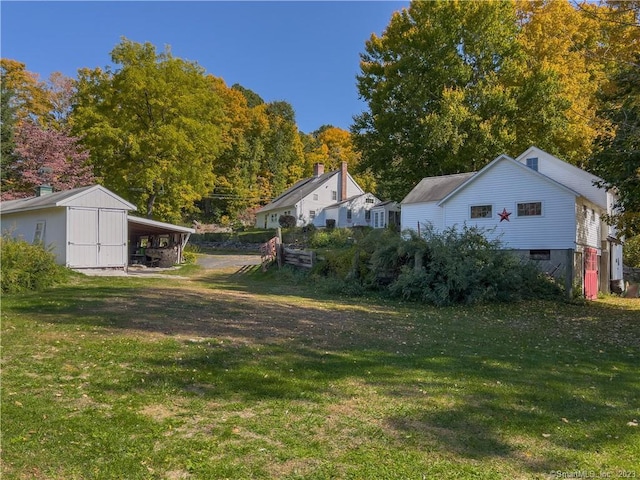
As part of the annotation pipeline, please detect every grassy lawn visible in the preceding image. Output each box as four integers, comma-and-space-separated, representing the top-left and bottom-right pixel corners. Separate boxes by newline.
1, 267, 639, 479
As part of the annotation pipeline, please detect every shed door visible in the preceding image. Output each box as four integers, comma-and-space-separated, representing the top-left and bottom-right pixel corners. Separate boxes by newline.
67, 208, 126, 268
584, 247, 599, 300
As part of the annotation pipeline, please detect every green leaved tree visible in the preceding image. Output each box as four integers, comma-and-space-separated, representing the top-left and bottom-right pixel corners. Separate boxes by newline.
71, 39, 226, 222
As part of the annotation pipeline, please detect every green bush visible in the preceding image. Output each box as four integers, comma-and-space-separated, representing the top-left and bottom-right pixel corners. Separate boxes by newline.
308, 224, 562, 306
623, 236, 640, 268
182, 244, 200, 264
1, 235, 69, 294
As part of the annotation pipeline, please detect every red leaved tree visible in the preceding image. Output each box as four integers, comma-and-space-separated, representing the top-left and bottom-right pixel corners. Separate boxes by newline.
1, 122, 94, 200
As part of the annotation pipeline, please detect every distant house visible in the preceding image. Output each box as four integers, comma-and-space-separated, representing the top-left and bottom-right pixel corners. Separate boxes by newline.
370, 201, 401, 230
318, 192, 380, 228
1, 184, 195, 269
256, 162, 370, 229
400, 147, 624, 298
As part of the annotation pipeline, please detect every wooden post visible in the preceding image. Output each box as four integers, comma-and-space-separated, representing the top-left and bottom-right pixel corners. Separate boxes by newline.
565, 248, 575, 300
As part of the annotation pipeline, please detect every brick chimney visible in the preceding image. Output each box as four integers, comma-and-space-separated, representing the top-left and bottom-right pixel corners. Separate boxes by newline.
340, 161, 347, 201
313, 163, 324, 177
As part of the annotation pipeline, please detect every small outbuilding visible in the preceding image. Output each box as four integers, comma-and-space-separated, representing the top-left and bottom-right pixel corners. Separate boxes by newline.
1, 184, 195, 270
1, 185, 135, 269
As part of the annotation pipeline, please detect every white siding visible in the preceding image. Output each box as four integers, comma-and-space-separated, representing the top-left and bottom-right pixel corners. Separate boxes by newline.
63, 188, 135, 210
517, 148, 607, 209
0, 208, 67, 264
401, 202, 444, 233
575, 199, 602, 250
442, 159, 577, 249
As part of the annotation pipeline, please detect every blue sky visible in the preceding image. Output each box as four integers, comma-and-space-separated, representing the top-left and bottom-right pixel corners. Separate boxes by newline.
1, 1, 409, 133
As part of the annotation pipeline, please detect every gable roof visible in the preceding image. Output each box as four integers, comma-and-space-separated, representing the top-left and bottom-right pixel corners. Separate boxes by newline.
401, 172, 475, 205
516, 146, 607, 209
323, 193, 377, 209
0, 185, 136, 215
437, 154, 579, 205
256, 169, 341, 213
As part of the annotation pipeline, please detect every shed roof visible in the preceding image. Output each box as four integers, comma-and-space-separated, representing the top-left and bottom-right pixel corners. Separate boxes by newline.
401, 173, 475, 204
128, 216, 195, 236
0, 185, 136, 215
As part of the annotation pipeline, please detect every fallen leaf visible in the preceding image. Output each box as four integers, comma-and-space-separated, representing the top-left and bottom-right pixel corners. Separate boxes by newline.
542, 433, 551, 438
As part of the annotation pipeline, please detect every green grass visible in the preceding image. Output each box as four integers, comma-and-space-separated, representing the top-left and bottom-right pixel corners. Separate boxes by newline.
2, 269, 639, 479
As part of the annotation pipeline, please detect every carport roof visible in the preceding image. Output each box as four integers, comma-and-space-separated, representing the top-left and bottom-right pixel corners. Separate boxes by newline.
128, 216, 195, 236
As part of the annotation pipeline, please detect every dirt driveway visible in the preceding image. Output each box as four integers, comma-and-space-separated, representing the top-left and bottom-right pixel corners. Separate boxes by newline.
196, 253, 262, 270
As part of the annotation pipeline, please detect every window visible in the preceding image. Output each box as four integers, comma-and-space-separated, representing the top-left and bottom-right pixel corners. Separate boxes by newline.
313, 194, 318, 201
347, 209, 352, 222
33, 221, 45, 244
526, 157, 538, 171
365, 210, 371, 222
331, 190, 337, 201
365, 197, 375, 204
530, 249, 550, 261
470, 205, 492, 219
517, 202, 542, 217
309, 210, 316, 219
373, 212, 380, 228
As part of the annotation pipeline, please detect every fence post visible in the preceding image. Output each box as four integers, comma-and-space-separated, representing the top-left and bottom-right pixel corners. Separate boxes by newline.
565, 248, 575, 300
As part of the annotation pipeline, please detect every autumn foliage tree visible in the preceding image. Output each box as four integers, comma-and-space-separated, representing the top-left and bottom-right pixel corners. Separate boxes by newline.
71, 39, 227, 222
1, 121, 93, 200
352, 0, 639, 201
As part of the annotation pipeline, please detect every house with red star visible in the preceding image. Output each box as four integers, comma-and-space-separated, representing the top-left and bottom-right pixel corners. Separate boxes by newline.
400, 147, 624, 299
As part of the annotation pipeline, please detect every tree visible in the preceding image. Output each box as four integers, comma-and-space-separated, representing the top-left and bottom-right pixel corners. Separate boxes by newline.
304, 125, 376, 193
352, 0, 522, 200
0, 59, 51, 124
590, 57, 640, 237
351, 0, 638, 201
1, 84, 18, 193
1, 121, 93, 200
71, 39, 226, 222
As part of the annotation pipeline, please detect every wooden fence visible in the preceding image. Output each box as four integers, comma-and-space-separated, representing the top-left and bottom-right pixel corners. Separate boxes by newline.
259, 233, 316, 270
282, 247, 316, 269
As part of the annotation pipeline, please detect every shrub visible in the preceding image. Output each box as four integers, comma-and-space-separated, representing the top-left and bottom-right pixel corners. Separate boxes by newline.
1, 235, 69, 294
279, 215, 297, 229
308, 224, 562, 305
623, 236, 640, 268
182, 244, 199, 264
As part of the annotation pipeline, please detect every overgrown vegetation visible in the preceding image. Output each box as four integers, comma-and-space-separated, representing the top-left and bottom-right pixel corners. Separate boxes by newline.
308, 225, 562, 305
624, 236, 640, 268
0, 235, 69, 293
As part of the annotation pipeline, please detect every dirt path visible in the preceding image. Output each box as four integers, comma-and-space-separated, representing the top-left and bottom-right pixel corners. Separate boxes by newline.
196, 253, 262, 270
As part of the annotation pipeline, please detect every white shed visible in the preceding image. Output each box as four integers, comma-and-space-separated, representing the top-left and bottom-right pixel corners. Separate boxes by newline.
1, 185, 136, 269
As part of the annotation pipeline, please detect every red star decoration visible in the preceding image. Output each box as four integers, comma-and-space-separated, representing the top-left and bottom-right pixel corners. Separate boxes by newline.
498, 208, 511, 222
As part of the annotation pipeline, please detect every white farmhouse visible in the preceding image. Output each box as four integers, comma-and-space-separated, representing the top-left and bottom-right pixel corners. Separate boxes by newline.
255, 162, 371, 229
401, 147, 624, 298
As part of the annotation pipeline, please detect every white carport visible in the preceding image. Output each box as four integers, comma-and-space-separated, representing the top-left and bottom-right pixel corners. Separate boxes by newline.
127, 216, 195, 267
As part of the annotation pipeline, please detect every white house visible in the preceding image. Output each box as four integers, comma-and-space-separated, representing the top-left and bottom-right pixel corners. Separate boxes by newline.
401, 147, 624, 298
1, 184, 195, 269
319, 193, 380, 228
370, 201, 401, 230
256, 162, 367, 229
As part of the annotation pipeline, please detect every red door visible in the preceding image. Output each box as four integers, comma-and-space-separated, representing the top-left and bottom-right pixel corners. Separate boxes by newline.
584, 248, 599, 300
